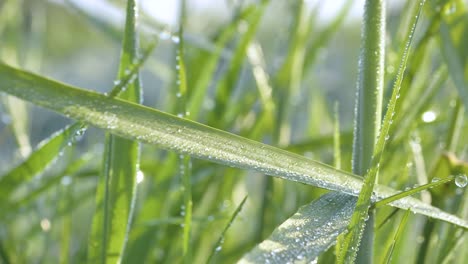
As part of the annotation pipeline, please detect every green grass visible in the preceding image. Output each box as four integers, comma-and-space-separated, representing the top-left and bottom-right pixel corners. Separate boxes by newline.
0, 1, 467, 263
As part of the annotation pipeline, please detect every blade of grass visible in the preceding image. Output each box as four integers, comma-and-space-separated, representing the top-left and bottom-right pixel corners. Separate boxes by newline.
333, 102, 343, 258
3, 95, 31, 157
303, 0, 353, 71
243, 42, 275, 139
342, 0, 386, 262
0, 122, 86, 202
206, 195, 248, 264
88, 0, 142, 263
239, 192, 357, 264
445, 99, 464, 153
211, 0, 268, 125
187, 5, 257, 120
338, 1, 425, 263
284, 131, 353, 153
439, 6, 468, 110
273, 0, 311, 145
1, 63, 468, 229
175, 1, 193, 262
59, 175, 73, 264
0, 242, 10, 264
0, 37, 157, 205
333, 102, 342, 170
374, 175, 456, 208
5, 151, 93, 211
382, 209, 411, 264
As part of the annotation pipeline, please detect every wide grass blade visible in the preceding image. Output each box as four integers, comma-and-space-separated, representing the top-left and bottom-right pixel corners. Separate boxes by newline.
0, 63, 467, 229
239, 192, 357, 263
88, 0, 142, 262
0, 37, 157, 207
341, 0, 386, 262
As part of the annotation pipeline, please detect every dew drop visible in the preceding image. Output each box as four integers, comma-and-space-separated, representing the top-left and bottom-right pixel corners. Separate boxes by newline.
455, 174, 467, 188
421, 111, 437, 123
75, 128, 86, 137
136, 170, 145, 184
364, 214, 369, 221
40, 218, 51, 232
61, 175, 72, 186
171, 35, 180, 44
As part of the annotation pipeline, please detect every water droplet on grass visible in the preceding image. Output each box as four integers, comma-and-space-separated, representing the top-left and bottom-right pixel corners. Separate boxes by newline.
421, 111, 437, 123
40, 218, 51, 232
137, 170, 145, 184
455, 174, 467, 188
61, 175, 72, 186
171, 36, 180, 44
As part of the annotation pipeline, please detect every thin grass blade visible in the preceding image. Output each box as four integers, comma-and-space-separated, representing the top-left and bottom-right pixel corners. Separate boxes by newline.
187, 5, 257, 120
440, 21, 468, 110
175, 1, 193, 262
382, 209, 411, 264
0, 122, 86, 202
89, 0, 142, 262
338, 1, 426, 263
211, 0, 268, 124
374, 175, 455, 208
207, 195, 248, 264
